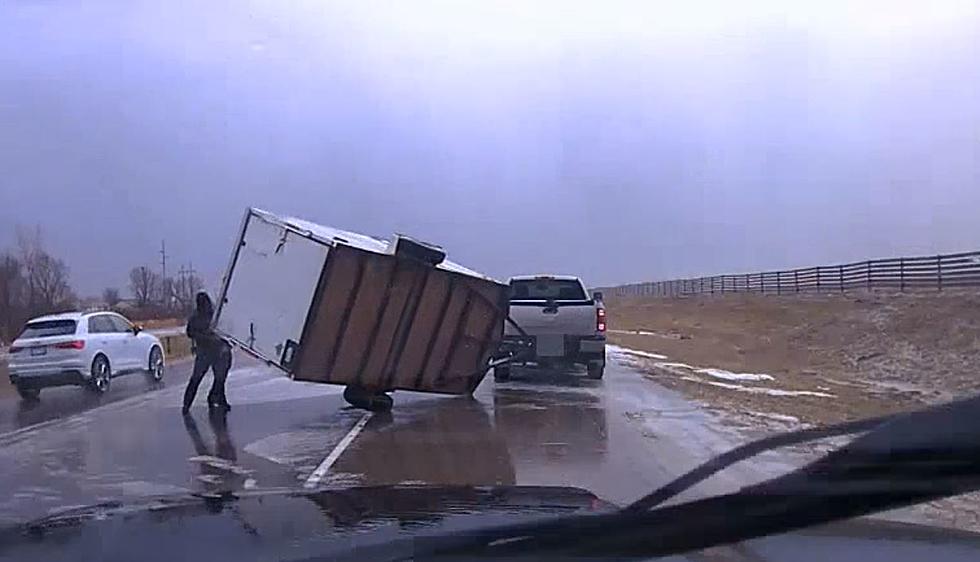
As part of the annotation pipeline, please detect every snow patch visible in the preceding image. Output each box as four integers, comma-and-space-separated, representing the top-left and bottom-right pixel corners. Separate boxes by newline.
609, 329, 662, 337
606, 344, 668, 360
680, 376, 835, 398
695, 368, 775, 382
655, 362, 696, 370
746, 411, 801, 424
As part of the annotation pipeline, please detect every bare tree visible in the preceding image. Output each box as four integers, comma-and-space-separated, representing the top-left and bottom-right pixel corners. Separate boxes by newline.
129, 266, 160, 308
172, 272, 204, 314
158, 277, 176, 309
31, 253, 75, 312
16, 225, 75, 315
0, 253, 26, 343
102, 287, 121, 308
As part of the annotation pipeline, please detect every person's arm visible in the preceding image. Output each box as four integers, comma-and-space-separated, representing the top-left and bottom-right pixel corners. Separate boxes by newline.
185, 315, 203, 340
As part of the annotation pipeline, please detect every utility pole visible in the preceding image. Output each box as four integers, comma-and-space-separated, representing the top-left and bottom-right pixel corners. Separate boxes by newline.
159, 240, 169, 281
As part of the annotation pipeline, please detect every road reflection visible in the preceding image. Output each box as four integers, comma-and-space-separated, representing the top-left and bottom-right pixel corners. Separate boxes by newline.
334, 397, 516, 486
4, 368, 178, 434
183, 409, 251, 495
492, 367, 609, 467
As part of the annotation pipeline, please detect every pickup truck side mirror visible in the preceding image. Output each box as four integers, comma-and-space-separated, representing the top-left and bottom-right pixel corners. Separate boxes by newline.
132, 325, 143, 335
592, 291, 604, 302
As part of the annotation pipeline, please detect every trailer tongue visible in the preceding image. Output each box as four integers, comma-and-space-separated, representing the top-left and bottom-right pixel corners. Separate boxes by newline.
213, 208, 510, 411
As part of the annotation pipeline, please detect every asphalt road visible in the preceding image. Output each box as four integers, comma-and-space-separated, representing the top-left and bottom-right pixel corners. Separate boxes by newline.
0, 353, 779, 525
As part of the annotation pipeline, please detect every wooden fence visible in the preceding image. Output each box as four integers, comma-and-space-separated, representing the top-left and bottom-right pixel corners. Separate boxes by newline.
607, 250, 980, 298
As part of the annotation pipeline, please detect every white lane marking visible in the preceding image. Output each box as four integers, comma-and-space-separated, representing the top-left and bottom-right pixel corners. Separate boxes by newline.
303, 412, 372, 489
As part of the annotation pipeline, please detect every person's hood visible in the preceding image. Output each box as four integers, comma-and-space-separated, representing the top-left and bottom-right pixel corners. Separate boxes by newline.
2, 485, 980, 562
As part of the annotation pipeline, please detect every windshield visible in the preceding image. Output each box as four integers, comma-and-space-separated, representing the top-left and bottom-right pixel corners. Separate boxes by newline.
18, 320, 77, 339
1, 2, 979, 561
510, 279, 588, 301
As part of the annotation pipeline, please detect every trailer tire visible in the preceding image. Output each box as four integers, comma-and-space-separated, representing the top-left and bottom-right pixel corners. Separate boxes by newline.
344, 385, 394, 412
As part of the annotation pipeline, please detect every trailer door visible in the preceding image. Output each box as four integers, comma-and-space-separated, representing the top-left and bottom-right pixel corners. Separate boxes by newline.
215, 211, 328, 371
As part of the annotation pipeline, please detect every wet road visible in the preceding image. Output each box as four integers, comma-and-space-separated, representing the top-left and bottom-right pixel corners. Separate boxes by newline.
0, 357, 199, 435
0, 353, 781, 525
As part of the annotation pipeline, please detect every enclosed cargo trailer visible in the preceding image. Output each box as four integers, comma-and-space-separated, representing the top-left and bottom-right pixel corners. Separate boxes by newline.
213, 208, 510, 409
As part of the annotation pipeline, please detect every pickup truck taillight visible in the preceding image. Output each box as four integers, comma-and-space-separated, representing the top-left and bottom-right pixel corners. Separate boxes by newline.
54, 340, 85, 350
597, 307, 606, 333
8, 346, 22, 354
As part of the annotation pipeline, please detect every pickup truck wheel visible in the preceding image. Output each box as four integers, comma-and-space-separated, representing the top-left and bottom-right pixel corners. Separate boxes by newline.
587, 361, 605, 380
16, 386, 40, 402
494, 365, 511, 381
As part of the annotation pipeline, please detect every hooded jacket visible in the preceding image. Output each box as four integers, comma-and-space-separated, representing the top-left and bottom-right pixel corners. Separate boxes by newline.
186, 292, 228, 357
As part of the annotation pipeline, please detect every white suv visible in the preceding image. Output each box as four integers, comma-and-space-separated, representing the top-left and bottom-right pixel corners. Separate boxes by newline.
7, 311, 165, 401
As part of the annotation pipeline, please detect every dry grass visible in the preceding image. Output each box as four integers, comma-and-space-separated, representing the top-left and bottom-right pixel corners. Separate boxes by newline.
606, 290, 980, 533
606, 290, 980, 425
139, 318, 184, 330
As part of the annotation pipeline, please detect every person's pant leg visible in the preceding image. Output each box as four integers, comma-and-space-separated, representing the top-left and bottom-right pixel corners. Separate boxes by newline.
208, 349, 232, 406
183, 353, 213, 410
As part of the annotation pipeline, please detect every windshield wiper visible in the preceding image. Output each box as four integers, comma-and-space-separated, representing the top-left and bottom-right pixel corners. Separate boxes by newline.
382, 394, 980, 560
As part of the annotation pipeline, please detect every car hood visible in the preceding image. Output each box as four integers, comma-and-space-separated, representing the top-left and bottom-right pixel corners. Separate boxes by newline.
2, 485, 980, 562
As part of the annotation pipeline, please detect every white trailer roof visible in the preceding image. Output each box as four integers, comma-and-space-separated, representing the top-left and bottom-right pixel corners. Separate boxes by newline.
251, 208, 494, 281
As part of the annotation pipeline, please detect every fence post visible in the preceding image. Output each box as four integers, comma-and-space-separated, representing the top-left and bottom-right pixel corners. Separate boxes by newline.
777, 272, 782, 295
839, 265, 844, 292
816, 268, 821, 292
937, 255, 942, 291
866, 261, 872, 291
900, 257, 905, 292
794, 270, 799, 293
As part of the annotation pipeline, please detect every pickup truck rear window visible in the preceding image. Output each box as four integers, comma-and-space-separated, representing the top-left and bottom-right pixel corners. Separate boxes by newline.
510, 279, 587, 301
19, 320, 78, 339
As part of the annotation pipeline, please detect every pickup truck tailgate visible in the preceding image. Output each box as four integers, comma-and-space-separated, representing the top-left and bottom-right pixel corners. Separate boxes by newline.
506, 302, 596, 336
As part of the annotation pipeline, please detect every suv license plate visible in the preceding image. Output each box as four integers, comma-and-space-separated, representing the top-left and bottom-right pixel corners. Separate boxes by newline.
30, 347, 47, 356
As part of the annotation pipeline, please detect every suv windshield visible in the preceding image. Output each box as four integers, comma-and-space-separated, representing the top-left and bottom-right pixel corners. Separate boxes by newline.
510, 279, 587, 301
18, 320, 77, 339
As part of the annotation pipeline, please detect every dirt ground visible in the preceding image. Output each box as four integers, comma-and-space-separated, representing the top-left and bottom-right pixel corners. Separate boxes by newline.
605, 289, 980, 532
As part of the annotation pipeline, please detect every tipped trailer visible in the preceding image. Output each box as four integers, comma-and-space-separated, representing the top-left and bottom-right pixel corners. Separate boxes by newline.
213, 208, 514, 411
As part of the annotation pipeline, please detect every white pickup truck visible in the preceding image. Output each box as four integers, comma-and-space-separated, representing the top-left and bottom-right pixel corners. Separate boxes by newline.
495, 275, 606, 380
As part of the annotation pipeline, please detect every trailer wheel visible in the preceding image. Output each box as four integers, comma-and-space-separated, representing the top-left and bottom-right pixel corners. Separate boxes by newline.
343, 385, 394, 412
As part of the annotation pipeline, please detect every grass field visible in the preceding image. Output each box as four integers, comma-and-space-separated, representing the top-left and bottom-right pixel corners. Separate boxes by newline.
605, 290, 980, 533
606, 290, 980, 425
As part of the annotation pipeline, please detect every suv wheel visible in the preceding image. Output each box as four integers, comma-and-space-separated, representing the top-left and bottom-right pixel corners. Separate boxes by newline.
148, 346, 164, 381
89, 355, 111, 394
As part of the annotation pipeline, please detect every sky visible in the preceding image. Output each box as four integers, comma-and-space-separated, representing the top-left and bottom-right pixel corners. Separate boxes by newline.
1, 0, 979, 296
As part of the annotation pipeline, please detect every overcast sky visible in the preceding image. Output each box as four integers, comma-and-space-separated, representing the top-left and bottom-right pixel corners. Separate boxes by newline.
1, 1, 979, 296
